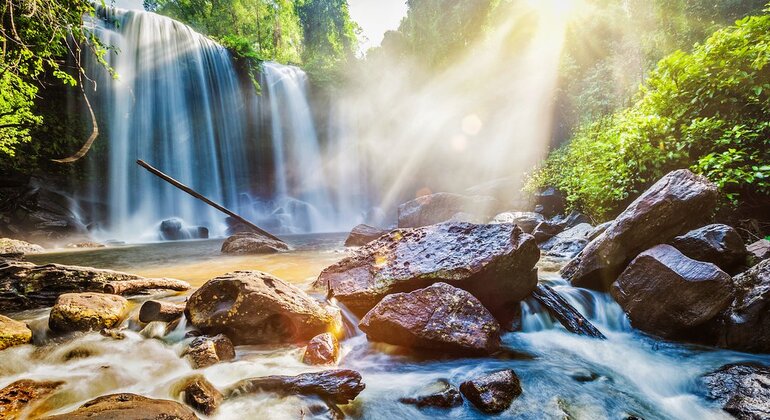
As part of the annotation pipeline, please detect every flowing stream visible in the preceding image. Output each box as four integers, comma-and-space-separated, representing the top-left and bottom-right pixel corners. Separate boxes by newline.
12, 239, 769, 419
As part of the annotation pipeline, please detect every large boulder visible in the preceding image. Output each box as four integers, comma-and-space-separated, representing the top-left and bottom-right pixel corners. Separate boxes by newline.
460, 369, 522, 414
221, 232, 289, 255
225, 369, 365, 405
315, 222, 540, 322
611, 245, 733, 338
359, 282, 501, 355
711, 259, 770, 353
490, 212, 544, 233
41, 393, 199, 419
344, 224, 387, 247
563, 169, 718, 290
185, 271, 336, 345
397, 193, 499, 228
542, 223, 594, 259
0, 379, 64, 419
670, 224, 747, 273
49, 293, 129, 333
0, 315, 32, 350
701, 363, 770, 420
0, 238, 43, 255
0, 261, 187, 312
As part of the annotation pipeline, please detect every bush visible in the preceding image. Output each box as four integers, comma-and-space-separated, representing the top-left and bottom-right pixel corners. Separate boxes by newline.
527, 6, 770, 221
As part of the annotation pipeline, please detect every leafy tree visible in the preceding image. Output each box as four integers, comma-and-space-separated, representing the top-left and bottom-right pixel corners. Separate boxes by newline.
295, 0, 358, 83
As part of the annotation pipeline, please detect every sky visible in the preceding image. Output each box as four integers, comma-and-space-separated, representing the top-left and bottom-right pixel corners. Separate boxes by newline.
111, 0, 408, 52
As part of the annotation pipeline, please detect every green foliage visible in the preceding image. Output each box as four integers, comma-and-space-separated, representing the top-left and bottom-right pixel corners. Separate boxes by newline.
528, 7, 770, 220
295, 0, 359, 85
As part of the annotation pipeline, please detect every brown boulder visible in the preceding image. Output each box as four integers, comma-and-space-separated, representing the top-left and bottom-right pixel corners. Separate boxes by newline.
460, 369, 522, 414
315, 222, 539, 322
173, 375, 223, 416
397, 193, 499, 228
49, 293, 129, 333
220, 232, 289, 254
563, 169, 718, 290
611, 245, 733, 338
0, 238, 43, 254
670, 224, 747, 273
41, 393, 198, 419
186, 271, 336, 345
712, 259, 770, 353
344, 224, 387, 247
359, 282, 501, 355
0, 315, 32, 350
302, 332, 339, 365
225, 369, 365, 405
139, 300, 185, 323
0, 379, 63, 419
183, 334, 236, 369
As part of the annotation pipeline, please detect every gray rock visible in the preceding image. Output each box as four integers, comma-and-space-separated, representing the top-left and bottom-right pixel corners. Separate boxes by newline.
671, 224, 747, 272
701, 363, 770, 420
460, 369, 522, 414
397, 192, 499, 228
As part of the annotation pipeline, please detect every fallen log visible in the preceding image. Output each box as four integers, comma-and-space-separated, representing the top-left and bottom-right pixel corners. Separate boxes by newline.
139, 300, 186, 323
225, 370, 365, 405
531, 284, 606, 339
136, 159, 284, 243
105, 278, 190, 295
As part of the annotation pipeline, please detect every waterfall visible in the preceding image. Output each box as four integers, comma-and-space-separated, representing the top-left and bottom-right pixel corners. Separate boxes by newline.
78, 7, 366, 241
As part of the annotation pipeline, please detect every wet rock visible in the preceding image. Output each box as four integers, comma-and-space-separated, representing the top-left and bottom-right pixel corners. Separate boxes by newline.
0, 261, 184, 312
0, 238, 44, 254
563, 169, 718, 291
712, 259, 770, 353
49, 292, 129, 333
173, 375, 223, 416
344, 224, 388, 247
399, 380, 463, 409
359, 282, 501, 355
671, 224, 747, 273
316, 222, 540, 322
587, 221, 612, 241
159, 218, 184, 240
186, 271, 336, 345
0, 315, 32, 350
558, 210, 591, 230
139, 300, 185, 323
611, 245, 733, 338
183, 334, 236, 369
220, 232, 289, 254
303, 332, 339, 365
531, 285, 605, 339
397, 192, 499, 228
747, 239, 770, 261
532, 221, 564, 243
542, 223, 594, 259
41, 393, 199, 419
534, 187, 565, 218
65, 241, 105, 249
447, 211, 487, 224
701, 362, 770, 420
490, 211, 545, 233
0, 379, 64, 419
226, 369, 365, 405
460, 369, 522, 414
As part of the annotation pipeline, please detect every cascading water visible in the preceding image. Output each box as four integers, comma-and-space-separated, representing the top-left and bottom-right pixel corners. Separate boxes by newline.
78, 7, 366, 241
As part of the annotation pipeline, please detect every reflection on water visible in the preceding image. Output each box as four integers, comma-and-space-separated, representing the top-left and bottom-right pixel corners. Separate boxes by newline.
6, 237, 770, 419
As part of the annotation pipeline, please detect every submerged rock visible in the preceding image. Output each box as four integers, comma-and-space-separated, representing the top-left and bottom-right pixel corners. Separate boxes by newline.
563, 169, 718, 291
0, 261, 185, 312
712, 259, 770, 353
490, 211, 544, 233
611, 245, 733, 338
701, 362, 770, 420
460, 369, 522, 414
226, 369, 365, 405
359, 282, 501, 355
186, 271, 336, 345
399, 380, 463, 409
303, 332, 340, 365
65, 241, 106, 249
397, 192, 499, 228
670, 224, 747, 273
41, 393, 199, 419
0, 379, 64, 419
0, 315, 32, 350
183, 334, 236, 369
531, 285, 605, 339
316, 222, 539, 322
0, 238, 44, 254
344, 224, 388, 247
48, 293, 129, 333
220, 232, 289, 254
173, 375, 223, 416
